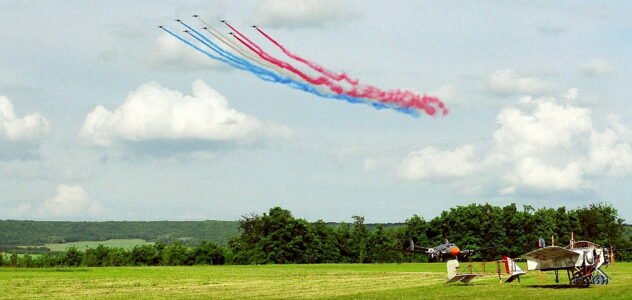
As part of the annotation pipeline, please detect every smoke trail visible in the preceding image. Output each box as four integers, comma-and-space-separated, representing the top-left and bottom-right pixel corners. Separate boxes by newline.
253, 27, 448, 116
255, 27, 358, 85
226, 24, 447, 116
185, 20, 333, 96
161, 26, 416, 115
230, 33, 346, 94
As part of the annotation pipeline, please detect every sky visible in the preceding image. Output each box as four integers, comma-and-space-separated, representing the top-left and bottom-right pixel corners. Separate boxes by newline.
1, 0, 631, 223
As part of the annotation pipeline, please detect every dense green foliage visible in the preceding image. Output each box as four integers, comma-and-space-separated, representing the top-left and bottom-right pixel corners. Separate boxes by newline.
0, 220, 240, 249
1, 203, 630, 267
228, 208, 400, 264
0, 241, 226, 268
228, 203, 632, 264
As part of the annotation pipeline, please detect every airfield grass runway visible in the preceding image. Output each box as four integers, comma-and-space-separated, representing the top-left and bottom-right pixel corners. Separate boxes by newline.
1, 263, 631, 299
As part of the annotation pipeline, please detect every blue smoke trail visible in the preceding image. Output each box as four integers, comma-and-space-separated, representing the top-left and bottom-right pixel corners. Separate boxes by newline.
162, 25, 417, 116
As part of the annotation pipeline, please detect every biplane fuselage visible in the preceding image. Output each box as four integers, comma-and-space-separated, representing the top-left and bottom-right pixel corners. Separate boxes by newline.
522, 241, 605, 271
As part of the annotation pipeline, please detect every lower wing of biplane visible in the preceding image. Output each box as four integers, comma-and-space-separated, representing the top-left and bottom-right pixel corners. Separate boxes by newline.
445, 259, 484, 283
446, 273, 482, 283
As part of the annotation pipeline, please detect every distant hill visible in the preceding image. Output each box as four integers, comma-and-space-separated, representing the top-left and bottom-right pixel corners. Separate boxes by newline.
0, 220, 240, 248
0, 220, 403, 251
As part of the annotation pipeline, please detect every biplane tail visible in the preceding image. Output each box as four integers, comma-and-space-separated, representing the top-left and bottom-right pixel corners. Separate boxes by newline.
503, 256, 526, 283
446, 259, 483, 283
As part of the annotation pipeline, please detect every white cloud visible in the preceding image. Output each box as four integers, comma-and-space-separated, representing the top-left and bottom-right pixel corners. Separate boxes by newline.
398, 145, 479, 180
390, 90, 632, 194
146, 33, 228, 71
37, 185, 105, 218
489, 95, 632, 192
507, 158, 585, 191
79, 80, 290, 147
254, 0, 358, 28
5, 185, 105, 220
563, 88, 578, 101
492, 97, 592, 160
486, 70, 552, 96
0, 95, 50, 141
582, 59, 612, 76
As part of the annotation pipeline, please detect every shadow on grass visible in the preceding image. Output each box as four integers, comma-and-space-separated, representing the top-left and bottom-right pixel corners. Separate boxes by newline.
526, 284, 589, 289
444, 283, 487, 287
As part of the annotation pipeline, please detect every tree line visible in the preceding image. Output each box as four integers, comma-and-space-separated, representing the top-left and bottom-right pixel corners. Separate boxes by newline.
0, 241, 225, 268
0, 220, 240, 248
1, 203, 631, 267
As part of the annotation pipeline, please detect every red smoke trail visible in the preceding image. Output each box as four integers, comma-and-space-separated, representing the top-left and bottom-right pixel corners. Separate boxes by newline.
254, 27, 358, 85
348, 86, 447, 116
253, 27, 447, 115
231, 34, 345, 94
225, 21, 345, 93
223, 21, 264, 53
227, 23, 448, 116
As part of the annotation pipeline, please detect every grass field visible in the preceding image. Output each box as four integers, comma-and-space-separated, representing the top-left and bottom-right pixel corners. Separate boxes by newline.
1, 263, 631, 299
19, 239, 153, 252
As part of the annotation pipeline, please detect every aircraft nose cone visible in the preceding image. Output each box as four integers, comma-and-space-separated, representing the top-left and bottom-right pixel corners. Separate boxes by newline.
450, 247, 460, 256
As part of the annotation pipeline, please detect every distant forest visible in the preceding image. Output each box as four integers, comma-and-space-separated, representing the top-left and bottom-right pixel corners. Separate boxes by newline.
1, 203, 631, 268
0, 220, 240, 249
0, 219, 402, 252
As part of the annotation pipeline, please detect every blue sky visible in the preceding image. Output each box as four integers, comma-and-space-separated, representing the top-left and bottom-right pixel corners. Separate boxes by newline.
1, 0, 631, 222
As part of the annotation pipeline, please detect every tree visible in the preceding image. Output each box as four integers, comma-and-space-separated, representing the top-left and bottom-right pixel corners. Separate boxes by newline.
351, 216, 370, 263
19, 254, 33, 268
62, 246, 82, 267
192, 241, 225, 265
130, 244, 160, 266
107, 248, 130, 266
304, 221, 340, 263
9, 252, 18, 267
162, 242, 191, 266
229, 207, 311, 264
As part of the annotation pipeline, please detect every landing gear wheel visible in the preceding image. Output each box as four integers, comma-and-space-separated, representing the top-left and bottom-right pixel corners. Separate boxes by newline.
592, 274, 606, 285
571, 276, 590, 288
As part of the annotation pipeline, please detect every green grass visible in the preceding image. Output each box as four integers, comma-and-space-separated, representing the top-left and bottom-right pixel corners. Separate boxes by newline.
20, 239, 154, 252
0, 263, 631, 299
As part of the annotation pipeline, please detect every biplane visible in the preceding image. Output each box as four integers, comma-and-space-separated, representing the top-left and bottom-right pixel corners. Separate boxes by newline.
445, 256, 525, 284
520, 233, 610, 287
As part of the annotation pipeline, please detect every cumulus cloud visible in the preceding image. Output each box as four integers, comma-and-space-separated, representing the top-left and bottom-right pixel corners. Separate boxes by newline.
398, 146, 479, 180
391, 90, 632, 194
254, 0, 358, 28
582, 59, 612, 76
38, 185, 105, 218
4, 185, 105, 220
145, 33, 228, 72
0, 95, 50, 141
79, 80, 290, 147
486, 70, 552, 96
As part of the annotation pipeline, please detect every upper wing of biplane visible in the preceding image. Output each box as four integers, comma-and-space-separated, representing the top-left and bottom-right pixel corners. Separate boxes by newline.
521, 246, 580, 262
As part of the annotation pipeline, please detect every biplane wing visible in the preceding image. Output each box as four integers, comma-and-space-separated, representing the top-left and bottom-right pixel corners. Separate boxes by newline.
521, 246, 581, 271
504, 272, 525, 283
445, 259, 483, 283
446, 274, 482, 283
